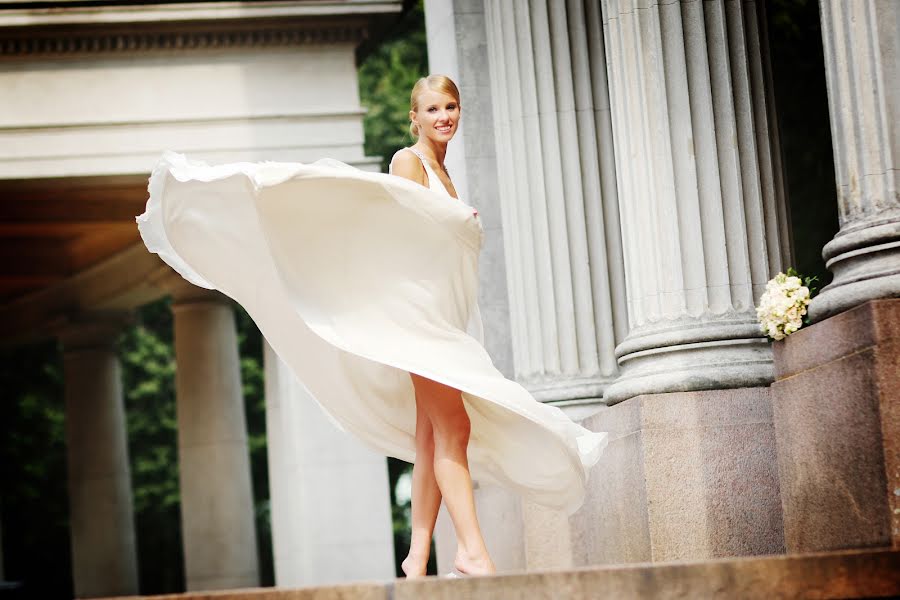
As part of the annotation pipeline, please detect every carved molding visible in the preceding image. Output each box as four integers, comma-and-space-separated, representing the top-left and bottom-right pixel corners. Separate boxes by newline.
0, 23, 368, 57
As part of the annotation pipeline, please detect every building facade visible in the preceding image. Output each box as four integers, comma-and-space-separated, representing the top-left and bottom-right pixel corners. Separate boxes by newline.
1, 0, 898, 595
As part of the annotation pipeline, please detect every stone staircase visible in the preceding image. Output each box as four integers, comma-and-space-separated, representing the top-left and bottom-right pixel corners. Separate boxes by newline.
103, 548, 900, 599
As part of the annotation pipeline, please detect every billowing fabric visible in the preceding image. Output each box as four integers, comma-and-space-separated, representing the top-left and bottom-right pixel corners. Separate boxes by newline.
136, 149, 608, 514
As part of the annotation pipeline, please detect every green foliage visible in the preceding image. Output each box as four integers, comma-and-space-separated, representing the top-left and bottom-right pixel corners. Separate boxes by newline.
233, 303, 274, 587
118, 297, 184, 594
358, 0, 429, 173
0, 340, 71, 599
785, 266, 820, 298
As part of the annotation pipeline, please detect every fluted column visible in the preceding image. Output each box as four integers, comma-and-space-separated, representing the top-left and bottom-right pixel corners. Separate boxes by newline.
809, 0, 900, 322
165, 277, 259, 591
599, 0, 792, 403
59, 315, 138, 598
484, 0, 628, 405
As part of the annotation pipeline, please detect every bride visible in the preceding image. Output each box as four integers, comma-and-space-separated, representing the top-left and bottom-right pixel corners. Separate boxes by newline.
389, 75, 493, 578
137, 73, 608, 583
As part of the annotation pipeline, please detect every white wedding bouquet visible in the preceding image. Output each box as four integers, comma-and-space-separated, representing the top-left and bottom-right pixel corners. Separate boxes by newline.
756, 268, 818, 341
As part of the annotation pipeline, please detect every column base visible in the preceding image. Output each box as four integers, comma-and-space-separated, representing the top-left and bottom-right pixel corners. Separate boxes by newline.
603, 318, 773, 405
525, 376, 612, 405
772, 298, 900, 552
808, 216, 900, 323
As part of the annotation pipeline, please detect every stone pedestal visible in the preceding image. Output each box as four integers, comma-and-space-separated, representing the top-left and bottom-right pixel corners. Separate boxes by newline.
523, 388, 784, 567
599, 0, 792, 403
522, 500, 574, 571
59, 315, 138, 598
168, 282, 259, 590
263, 342, 394, 586
809, 0, 900, 322
772, 298, 900, 552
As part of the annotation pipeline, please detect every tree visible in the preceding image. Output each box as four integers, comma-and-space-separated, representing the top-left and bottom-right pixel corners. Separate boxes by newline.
358, 0, 429, 173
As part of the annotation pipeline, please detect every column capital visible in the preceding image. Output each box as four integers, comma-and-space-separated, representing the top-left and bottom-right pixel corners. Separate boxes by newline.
149, 267, 229, 309
54, 311, 133, 352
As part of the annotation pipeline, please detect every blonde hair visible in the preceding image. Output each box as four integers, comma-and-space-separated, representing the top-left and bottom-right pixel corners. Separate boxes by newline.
409, 74, 461, 138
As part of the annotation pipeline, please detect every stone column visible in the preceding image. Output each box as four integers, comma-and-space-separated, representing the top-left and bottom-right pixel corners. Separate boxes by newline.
808, 0, 900, 322
484, 0, 627, 405
599, 0, 792, 403
59, 315, 138, 598
166, 278, 259, 591
479, 0, 629, 570
263, 342, 394, 585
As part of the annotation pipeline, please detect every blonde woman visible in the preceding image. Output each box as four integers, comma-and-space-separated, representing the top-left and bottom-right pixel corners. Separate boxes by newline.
389, 75, 492, 578
137, 73, 608, 582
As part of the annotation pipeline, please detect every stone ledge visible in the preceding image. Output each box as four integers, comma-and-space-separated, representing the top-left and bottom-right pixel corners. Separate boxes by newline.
773, 298, 900, 380
100, 548, 900, 600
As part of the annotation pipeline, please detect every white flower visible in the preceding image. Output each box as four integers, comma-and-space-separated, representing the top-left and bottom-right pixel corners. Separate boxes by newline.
756, 271, 812, 340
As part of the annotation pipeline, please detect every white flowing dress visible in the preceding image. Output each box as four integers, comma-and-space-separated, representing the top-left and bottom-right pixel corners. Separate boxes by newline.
136, 148, 608, 515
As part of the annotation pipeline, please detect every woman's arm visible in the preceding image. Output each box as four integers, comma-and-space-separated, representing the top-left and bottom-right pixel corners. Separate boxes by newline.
390, 149, 428, 187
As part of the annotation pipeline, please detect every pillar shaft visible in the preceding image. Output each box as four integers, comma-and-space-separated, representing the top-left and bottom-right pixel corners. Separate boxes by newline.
263, 342, 394, 585
60, 316, 138, 598
484, 0, 627, 403
599, 0, 792, 403
169, 284, 259, 591
809, 0, 900, 321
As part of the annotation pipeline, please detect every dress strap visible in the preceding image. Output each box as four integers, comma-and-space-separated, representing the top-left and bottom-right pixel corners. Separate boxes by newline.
389, 147, 429, 176
400, 147, 462, 203
406, 147, 448, 175
405, 147, 431, 173
403, 147, 438, 186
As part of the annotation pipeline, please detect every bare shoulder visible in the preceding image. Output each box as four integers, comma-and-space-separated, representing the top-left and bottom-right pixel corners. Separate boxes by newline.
390, 148, 426, 186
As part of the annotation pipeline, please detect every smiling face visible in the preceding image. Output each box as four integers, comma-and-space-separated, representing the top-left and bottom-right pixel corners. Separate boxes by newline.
410, 88, 460, 143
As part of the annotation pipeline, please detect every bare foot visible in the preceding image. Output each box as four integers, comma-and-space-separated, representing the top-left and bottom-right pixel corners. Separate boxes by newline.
453, 550, 496, 576
401, 554, 429, 578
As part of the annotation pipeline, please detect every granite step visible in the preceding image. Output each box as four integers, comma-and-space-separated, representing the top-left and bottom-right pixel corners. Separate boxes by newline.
103, 548, 900, 600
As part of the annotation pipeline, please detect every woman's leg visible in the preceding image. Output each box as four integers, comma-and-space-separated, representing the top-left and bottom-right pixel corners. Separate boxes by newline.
401, 384, 442, 578
410, 373, 495, 575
